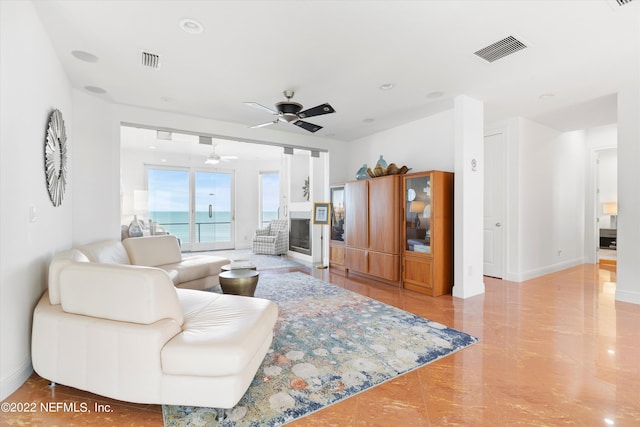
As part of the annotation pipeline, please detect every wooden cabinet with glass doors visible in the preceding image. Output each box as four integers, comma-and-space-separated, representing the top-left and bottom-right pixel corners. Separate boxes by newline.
402, 171, 454, 296
329, 185, 346, 270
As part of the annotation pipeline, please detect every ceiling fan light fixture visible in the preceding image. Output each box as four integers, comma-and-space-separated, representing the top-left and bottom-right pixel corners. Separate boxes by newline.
276, 101, 303, 120
205, 156, 220, 165
246, 91, 335, 133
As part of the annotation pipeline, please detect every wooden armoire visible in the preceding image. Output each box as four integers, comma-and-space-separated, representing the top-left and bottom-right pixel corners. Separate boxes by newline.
344, 175, 402, 286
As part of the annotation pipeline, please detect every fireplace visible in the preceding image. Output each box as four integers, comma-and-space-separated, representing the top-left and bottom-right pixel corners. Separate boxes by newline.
289, 213, 311, 255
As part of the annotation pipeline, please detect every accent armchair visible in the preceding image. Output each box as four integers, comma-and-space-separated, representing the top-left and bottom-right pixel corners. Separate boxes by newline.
252, 219, 289, 255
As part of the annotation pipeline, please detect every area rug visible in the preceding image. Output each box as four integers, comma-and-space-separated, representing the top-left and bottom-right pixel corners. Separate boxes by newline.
186, 249, 305, 270
163, 272, 479, 427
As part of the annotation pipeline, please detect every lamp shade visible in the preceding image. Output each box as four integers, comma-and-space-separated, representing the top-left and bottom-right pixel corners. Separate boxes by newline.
603, 202, 617, 215
410, 201, 426, 213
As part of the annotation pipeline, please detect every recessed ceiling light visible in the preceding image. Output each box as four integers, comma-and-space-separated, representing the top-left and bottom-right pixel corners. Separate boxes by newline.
71, 50, 99, 62
427, 91, 444, 99
84, 86, 107, 94
148, 145, 157, 150
363, 118, 375, 123
179, 18, 204, 34
379, 83, 394, 90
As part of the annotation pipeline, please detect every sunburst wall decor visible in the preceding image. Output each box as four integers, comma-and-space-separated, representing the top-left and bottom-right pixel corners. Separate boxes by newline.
44, 109, 68, 206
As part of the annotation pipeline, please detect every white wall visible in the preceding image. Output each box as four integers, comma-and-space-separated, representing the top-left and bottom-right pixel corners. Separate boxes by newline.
340, 110, 455, 184
0, 1, 74, 400
512, 118, 586, 281
616, 84, 640, 304
72, 90, 120, 245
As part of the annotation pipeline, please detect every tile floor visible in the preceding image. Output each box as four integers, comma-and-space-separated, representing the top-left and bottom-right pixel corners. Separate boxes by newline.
1, 263, 638, 426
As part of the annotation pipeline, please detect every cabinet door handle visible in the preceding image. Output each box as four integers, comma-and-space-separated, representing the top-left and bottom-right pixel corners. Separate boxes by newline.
495, 222, 501, 227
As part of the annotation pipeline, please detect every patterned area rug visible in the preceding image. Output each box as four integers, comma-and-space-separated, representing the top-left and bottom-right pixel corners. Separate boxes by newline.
185, 249, 305, 270
163, 272, 479, 427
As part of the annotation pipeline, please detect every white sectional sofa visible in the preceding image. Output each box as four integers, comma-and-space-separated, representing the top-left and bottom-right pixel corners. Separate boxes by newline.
75, 235, 229, 290
31, 238, 279, 408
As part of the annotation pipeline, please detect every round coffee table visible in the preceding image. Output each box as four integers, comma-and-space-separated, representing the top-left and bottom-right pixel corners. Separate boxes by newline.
221, 261, 257, 272
219, 270, 260, 297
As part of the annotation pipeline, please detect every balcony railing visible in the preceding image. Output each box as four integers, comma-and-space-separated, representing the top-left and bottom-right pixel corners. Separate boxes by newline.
157, 221, 231, 243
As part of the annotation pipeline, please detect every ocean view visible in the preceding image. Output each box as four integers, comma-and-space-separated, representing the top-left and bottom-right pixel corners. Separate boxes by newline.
150, 211, 278, 243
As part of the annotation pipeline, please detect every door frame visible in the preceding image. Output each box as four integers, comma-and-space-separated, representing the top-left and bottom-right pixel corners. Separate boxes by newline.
483, 129, 507, 279
190, 167, 236, 252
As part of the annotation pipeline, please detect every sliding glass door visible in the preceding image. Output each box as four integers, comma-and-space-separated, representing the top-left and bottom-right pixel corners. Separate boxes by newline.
147, 167, 234, 251
193, 170, 233, 251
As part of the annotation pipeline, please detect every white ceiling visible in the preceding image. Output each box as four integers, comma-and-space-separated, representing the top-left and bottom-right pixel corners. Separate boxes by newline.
33, 0, 639, 143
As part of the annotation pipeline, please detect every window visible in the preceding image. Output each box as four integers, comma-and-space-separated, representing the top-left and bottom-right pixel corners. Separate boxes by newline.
147, 167, 234, 251
259, 172, 279, 227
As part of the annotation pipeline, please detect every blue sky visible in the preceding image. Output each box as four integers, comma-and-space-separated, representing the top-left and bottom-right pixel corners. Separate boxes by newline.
147, 169, 279, 213
148, 169, 231, 212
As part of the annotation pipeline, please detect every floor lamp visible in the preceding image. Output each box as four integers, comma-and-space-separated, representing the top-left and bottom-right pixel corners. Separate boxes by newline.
313, 202, 331, 269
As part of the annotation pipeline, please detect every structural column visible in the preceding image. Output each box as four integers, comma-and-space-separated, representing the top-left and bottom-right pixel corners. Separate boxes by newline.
616, 84, 640, 305
452, 95, 485, 298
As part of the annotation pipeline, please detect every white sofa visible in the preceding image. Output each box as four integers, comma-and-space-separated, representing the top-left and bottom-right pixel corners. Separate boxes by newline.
32, 245, 279, 408
74, 235, 229, 290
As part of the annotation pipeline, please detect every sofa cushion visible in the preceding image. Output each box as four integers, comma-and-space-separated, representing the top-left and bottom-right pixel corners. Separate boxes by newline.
159, 255, 229, 285
161, 289, 278, 377
123, 235, 182, 267
77, 240, 131, 265
59, 263, 183, 325
48, 249, 90, 305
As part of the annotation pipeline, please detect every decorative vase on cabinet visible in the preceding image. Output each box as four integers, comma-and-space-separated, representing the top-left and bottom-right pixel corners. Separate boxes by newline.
376, 155, 388, 169
355, 164, 369, 180
402, 171, 454, 296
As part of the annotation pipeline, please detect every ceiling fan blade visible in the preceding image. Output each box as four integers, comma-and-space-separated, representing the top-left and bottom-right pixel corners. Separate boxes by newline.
244, 102, 277, 114
293, 120, 322, 133
250, 121, 278, 129
298, 103, 335, 119
221, 155, 238, 160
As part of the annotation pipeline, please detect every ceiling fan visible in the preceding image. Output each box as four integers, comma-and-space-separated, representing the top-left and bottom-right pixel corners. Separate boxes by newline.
245, 90, 336, 133
199, 138, 238, 164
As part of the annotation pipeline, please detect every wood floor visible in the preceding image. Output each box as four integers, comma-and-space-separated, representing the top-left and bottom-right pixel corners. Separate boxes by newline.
1, 263, 638, 426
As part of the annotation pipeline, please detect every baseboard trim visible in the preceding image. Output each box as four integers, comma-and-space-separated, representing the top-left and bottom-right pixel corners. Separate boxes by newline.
0, 358, 33, 401
508, 257, 585, 282
615, 289, 640, 305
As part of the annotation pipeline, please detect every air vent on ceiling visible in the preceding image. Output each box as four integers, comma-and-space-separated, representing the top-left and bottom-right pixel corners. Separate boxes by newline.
613, 0, 633, 6
141, 51, 161, 69
474, 35, 528, 63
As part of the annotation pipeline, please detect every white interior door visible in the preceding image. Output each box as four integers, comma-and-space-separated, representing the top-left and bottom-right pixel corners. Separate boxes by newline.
483, 132, 506, 278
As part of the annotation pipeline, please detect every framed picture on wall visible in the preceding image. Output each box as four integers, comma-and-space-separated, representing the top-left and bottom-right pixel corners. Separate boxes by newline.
313, 202, 331, 225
